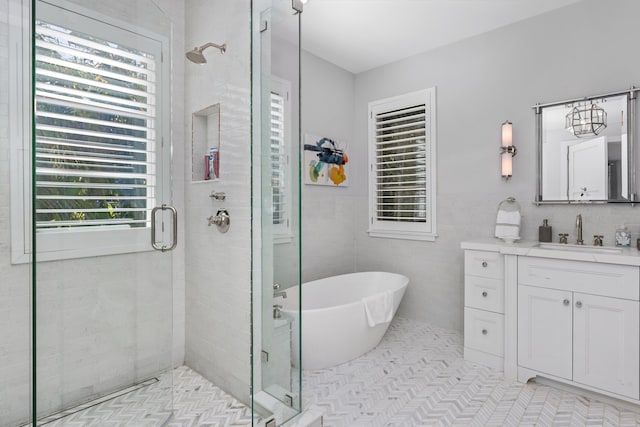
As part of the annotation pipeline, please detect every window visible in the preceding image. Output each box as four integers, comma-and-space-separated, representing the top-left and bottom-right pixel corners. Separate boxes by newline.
10, 0, 170, 262
270, 77, 292, 244
368, 88, 437, 241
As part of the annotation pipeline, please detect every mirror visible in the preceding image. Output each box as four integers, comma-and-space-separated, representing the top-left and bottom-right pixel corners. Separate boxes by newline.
536, 90, 637, 204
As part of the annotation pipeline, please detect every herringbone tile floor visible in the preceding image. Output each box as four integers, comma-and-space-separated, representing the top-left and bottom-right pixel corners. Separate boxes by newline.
303, 317, 640, 427
40, 317, 640, 426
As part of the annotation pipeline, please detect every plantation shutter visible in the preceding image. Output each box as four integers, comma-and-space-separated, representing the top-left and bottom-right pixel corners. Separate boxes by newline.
270, 90, 287, 229
34, 19, 158, 230
375, 105, 428, 222
368, 89, 436, 240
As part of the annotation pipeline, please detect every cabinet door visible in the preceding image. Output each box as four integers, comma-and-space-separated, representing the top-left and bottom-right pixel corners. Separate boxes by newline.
518, 285, 572, 379
573, 293, 639, 399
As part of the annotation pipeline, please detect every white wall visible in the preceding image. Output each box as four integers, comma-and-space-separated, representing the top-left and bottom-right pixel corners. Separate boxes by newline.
0, 1, 185, 425
352, 0, 640, 331
183, 0, 253, 406
300, 51, 357, 282
270, 43, 357, 285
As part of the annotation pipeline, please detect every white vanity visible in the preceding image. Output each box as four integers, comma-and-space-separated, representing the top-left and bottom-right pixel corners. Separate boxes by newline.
462, 239, 640, 404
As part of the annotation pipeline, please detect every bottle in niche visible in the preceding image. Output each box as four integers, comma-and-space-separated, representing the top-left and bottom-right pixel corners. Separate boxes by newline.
615, 224, 631, 247
538, 219, 552, 242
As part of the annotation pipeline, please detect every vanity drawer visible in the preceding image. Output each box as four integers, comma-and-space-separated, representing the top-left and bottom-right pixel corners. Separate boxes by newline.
465, 250, 504, 280
464, 307, 504, 356
465, 276, 504, 314
518, 256, 639, 300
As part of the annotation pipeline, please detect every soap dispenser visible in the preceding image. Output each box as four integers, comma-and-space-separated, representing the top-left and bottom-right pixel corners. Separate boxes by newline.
615, 224, 631, 247
539, 219, 552, 242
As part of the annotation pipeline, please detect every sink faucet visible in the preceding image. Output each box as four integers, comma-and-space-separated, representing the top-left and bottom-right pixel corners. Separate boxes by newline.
273, 284, 287, 299
576, 214, 583, 245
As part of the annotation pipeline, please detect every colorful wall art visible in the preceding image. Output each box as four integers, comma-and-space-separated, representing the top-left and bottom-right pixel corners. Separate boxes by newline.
303, 134, 349, 187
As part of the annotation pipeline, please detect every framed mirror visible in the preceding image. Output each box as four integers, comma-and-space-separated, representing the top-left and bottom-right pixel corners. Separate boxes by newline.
535, 89, 638, 204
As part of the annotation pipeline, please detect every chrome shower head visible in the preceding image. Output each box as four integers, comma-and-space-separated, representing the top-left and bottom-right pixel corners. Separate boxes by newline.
186, 48, 207, 64
186, 42, 226, 64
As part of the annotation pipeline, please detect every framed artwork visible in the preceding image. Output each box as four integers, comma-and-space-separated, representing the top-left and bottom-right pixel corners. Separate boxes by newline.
303, 134, 349, 187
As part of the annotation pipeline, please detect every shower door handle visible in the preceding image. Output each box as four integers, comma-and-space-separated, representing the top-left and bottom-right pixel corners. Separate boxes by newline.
151, 204, 178, 252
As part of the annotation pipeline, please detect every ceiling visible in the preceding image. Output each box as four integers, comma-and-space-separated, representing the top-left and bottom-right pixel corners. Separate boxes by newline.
301, 0, 584, 74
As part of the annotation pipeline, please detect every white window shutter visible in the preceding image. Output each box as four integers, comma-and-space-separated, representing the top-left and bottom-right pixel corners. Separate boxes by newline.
270, 77, 292, 242
270, 90, 286, 227
34, 18, 158, 230
368, 88, 437, 241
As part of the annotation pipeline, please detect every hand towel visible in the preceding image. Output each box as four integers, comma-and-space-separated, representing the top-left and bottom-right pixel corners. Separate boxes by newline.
495, 224, 520, 239
496, 210, 521, 226
362, 291, 394, 327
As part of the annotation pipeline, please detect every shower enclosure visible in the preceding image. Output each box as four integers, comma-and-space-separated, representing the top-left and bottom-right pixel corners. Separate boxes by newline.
0, 0, 301, 425
30, 0, 177, 424
252, 0, 303, 425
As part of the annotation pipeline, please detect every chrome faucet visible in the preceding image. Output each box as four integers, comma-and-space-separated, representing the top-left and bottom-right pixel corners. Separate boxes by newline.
576, 214, 583, 245
273, 284, 287, 299
273, 304, 283, 319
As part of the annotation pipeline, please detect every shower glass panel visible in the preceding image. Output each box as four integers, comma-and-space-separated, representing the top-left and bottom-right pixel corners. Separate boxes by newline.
33, 0, 175, 424
256, 0, 302, 424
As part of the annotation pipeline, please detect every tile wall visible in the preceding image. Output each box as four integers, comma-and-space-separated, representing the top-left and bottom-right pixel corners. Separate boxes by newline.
183, 0, 253, 406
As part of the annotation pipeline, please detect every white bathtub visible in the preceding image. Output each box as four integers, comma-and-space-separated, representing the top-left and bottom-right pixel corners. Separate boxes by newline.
281, 272, 409, 370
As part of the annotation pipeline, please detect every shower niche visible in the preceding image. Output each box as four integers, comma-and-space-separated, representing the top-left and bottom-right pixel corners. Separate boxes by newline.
192, 103, 221, 182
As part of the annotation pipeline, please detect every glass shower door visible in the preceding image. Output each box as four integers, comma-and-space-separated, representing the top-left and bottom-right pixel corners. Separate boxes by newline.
32, 0, 175, 424
256, 0, 302, 424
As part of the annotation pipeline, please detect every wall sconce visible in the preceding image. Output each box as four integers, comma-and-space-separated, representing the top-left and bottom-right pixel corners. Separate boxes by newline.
500, 120, 517, 179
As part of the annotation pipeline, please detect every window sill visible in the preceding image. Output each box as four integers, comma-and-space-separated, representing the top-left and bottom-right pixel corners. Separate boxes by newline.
367, 229, 437, 242
274, 234, 293, 245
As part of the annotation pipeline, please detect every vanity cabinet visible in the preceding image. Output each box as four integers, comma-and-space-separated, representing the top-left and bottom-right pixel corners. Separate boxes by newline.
517, 256, 640, 400
462, 240, 640, 405
463, 250, 505, 369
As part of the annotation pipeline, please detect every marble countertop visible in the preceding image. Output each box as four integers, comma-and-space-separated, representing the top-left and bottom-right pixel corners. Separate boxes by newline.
461, 238, 640, 266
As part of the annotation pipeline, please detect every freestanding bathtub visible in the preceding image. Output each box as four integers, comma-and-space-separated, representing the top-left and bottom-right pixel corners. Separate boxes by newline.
281, 271, 409, 370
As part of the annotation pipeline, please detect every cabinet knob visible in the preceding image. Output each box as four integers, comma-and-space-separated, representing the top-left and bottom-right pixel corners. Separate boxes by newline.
576, 301, 583, 308
481, 261, 488, 268
482, 329, 488, 335
563, 299, 570, 306
482, 291, 488, 297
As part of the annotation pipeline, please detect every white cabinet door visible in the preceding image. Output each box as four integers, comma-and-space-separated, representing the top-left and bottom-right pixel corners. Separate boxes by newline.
573, 293, 639, 399
518, 285, 572, 379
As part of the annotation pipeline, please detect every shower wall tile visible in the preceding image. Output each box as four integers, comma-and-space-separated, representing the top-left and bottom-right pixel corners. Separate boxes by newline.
184, 0, 253, 407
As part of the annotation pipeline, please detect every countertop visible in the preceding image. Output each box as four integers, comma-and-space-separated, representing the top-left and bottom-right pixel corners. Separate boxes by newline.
461, 238, 640, 266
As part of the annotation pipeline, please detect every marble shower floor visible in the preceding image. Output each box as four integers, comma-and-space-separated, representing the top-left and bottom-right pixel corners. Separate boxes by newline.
38, 317, 640, 426
303, 317, 640, 426
40, 366, 254, 427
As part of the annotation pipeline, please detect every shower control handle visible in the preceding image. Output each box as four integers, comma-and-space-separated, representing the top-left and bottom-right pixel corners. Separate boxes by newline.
208, 209, 230, 233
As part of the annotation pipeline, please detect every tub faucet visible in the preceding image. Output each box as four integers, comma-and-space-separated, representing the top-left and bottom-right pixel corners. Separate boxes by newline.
273, 304, 282, 319
273, 284, 287, 299
576, 214, 583, 245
